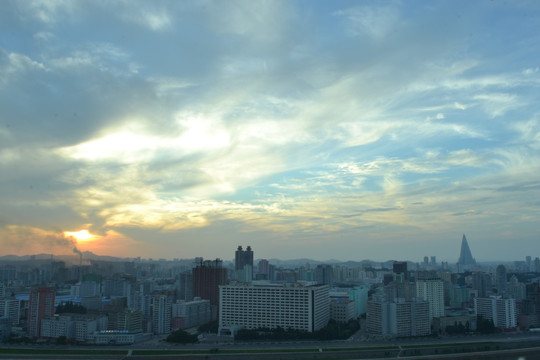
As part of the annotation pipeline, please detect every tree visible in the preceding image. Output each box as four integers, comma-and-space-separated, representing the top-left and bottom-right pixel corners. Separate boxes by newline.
477, 316, 496, 334
166, 329, 198, 344
56, 336, 67, 345
198, 321, 218, 334
56, 302, 87, 314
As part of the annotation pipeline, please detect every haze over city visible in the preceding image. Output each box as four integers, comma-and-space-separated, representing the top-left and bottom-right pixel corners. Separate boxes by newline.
1, 1, 539, 262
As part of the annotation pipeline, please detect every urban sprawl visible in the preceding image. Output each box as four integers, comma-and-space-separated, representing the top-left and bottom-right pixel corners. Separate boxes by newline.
1, 235, 540, 346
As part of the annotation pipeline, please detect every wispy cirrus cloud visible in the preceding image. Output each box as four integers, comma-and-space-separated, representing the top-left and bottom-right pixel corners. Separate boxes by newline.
1, 0, 540, 261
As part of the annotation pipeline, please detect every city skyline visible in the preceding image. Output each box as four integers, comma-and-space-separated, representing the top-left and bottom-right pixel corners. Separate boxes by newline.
1, 1, 540, 261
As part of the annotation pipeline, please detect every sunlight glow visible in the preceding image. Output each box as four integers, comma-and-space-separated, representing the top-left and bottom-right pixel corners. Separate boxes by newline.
64, 230, 96, 242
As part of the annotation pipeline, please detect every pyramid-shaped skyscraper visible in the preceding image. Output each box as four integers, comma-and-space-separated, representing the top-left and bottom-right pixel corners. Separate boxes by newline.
457, 234, 476, 267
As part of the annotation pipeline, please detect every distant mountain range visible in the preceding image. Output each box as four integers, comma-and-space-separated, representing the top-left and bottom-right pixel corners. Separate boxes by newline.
0, 252, 395, 268
0, 251, 133, 264
0, 253, 509, 267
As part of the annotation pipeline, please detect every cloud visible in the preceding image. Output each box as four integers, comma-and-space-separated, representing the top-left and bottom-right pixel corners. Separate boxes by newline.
334, 5, 400, 39
1, 1, 540, 260
0, 225, 78, 255
473, 93, 521, 118
119, 3, 172, 31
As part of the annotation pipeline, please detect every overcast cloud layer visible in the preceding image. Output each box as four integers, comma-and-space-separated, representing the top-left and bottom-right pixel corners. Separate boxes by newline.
1, 0, 539, 262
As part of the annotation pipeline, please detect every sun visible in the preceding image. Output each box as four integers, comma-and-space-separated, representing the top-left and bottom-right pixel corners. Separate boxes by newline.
64, 229, 96, 242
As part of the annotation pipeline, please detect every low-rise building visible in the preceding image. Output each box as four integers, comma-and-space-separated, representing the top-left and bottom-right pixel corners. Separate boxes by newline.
40, 314, 108, 342
90, 330, 151, 345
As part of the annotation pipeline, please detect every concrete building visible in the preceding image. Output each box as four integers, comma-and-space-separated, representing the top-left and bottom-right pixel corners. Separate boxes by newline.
348, 285, 369, 316
416, 278, 444, 320
71, 280, 101, 298
171, 298, 211, 330
495, 265, 507, 295
90, 330, 151, 345
367, 295, 430, 337
508, 275, 526, 301
475, 296, 516, 329
177, 272, 193, 301
40, 315, 75, 339
257, 259, 270, 280
219, 282, 329, 334
392, 261, 408, 282
449, 286, 471, 309
0, 317, 10, 341
151, 294, 171, 335
472, 272, 493, 298
40, 314, 108, 342
0, 297, 20, 326
235, 246, 254, 271
27, 287, 55, 338
107, 309, 143, 332
330, 297, 356, 323
192, 258, 227, 319
315, 265, 333, 288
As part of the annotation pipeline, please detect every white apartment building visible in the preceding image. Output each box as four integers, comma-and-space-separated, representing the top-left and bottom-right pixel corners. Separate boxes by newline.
475, 296, 516, 329
171, 298, 211, 330
0, 298, 20, 326
41, 315, 75, 339
416, 279, 444, 320
330, 297, 356, 323
367, 295, 430, 337
40, 315, 108, 341
219, 282, 329, 334
151, 294, 171, 335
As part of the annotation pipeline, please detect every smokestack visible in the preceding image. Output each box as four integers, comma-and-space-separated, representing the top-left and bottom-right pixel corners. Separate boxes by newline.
73, 247, 82, 282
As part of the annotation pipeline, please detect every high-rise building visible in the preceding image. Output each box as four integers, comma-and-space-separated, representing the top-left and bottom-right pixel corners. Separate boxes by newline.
0, 297, 20, 326
330, 297, 356, 323
475, 296, 516, 329
449, 285, 471, 309
257, 259, 270, 279
315, 264, 334, 288
496, 265, 507, 295
348, 285, 369, 316
171, 298, 211, 330
235, 246, 254, 271
177, 272, 193, 301
508, 275, 526, 302
192, 258, 227, 319
219, 282, 329, 334
366, 295, 430, 337
108, 309, 143, 331
416, 278, 444, 320
392, 261, 408, 282
27, 287, 55, 338
472, 272, 493, 298
151, 294, 171, 335
457, 234, 476, 268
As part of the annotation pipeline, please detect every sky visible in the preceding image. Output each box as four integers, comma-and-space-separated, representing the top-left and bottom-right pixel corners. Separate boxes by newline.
1, 0, 539, 263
